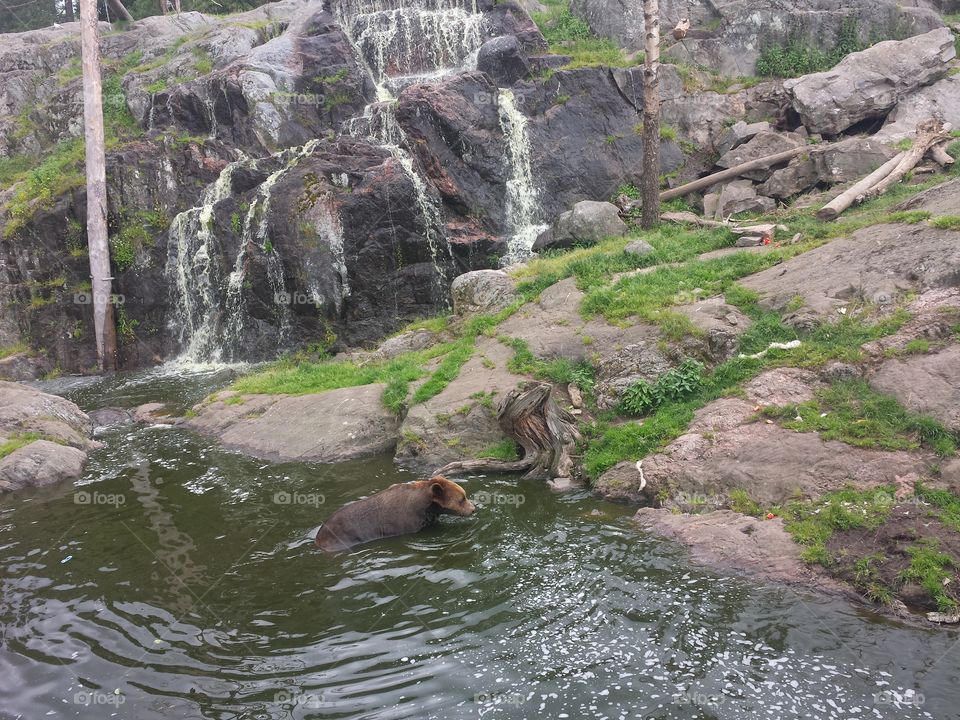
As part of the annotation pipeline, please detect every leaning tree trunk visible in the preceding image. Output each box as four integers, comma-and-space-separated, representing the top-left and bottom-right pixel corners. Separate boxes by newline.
640, 0, 661, 229
433, 383, 582, 482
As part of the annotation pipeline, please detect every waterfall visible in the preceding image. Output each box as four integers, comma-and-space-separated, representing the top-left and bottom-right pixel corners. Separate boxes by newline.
497, 88, 548, 264
166, 141, 320, 364
333, 0, 485, 98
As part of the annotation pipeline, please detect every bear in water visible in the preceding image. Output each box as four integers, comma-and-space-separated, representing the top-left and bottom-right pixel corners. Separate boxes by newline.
314, 476, 477, 552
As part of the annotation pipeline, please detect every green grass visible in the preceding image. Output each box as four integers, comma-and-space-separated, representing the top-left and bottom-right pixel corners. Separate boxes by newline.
931, 215, 960, 231
900, 543, 958, 612
0, 342, 28, 360
2, 139, 86, 238
477, 440, 521, 461
0, 432, 41, 460
761, 379, 958, 456
886, 210, 931, 224
782, 487, 895, 565
532, 1, 632, 68
915, 483, 960, 534
755, 16, 864, 78
501, 337, 595, 390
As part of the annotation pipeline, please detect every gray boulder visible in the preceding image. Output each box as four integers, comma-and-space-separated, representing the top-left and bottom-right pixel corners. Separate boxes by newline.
570, 0, 945, 77
624, 239, 655, 257
186, 385, 400, 463
875, 75, 960, 143
871, 345, 960, 432
451, 270, 520, 316
812, 137, 898, 184
715, 120, 771, 156
477, 35, 531, 87
711, 180, 777, 218
715, 131, 806, 181
0, 440, 87, 493
785, 27, 957, 136
536, 200, 628, 251
759, 158, 818, 199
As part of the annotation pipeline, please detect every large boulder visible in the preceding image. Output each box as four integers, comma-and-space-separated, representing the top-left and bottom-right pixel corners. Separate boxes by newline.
714, 131, 806, 181
875, 75, 960, 143
0, 440, 87, 493
570, 0, 946, 77
759, 157, 819, 198
707, 180, 776, 219
871, 345, 960, 432
784, 27, 957, 136
811, 136, 898, 184
451, 270, 520, 316
186, 385, 401, 463
477, 35, 531, 87
534, 200, 628, 251
0, 381, 94, 493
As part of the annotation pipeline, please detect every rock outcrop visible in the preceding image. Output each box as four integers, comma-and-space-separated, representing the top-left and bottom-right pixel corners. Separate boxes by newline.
570, 0, 947, 77
0, 381, 94, 492
784, 27, 957, 136
185, 385, 401, 463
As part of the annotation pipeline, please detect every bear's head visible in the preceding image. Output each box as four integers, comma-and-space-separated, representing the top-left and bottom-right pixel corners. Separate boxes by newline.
428, 476, 477, 517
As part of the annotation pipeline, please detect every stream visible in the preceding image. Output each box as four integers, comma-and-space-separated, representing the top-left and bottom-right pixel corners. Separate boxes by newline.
1, 370, 959, 719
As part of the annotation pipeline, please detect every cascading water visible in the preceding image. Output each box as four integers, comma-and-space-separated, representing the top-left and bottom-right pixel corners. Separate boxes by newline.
168, 0, 492, 364
333, 0, 485, 98
166, 141, 321, 364
497, 87, 548, 264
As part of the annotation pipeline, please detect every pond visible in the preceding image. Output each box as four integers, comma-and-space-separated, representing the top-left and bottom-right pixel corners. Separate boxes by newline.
0, 370, 957, 719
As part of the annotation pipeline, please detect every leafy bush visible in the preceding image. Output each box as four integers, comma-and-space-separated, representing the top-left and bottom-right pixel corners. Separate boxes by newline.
755, 17, 864, 78
620, 359, 704, 416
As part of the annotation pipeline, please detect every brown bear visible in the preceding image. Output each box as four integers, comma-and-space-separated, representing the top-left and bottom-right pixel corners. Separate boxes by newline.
314, 476, 477, 552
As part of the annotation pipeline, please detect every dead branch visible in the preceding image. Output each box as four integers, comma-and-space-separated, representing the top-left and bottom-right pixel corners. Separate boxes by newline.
660, 145, 810, 201
816, 152, 906, 221
863, 119, 951, 199
433, 382, 582, 482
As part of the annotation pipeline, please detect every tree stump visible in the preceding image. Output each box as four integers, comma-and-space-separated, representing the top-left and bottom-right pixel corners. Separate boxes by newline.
433, 382, 582, 482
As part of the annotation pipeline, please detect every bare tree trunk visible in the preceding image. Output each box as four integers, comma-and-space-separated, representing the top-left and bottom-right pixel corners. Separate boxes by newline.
660, 146, 810, 202
106, 0, 134, 22
433, 383, 582, 482
863, 120, 951, 199
63, 0, 75, 22
640, 0, 661, 229
79, 0, 118, 372
816, 152, 905, 221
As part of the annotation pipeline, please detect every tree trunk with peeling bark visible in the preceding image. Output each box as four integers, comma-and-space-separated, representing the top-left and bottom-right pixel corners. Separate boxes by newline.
433, 383, 582, 482
640, 0, 661, 229
79, 0, 118, 372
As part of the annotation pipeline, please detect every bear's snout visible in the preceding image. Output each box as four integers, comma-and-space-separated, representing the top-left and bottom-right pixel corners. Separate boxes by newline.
461, 499, 477, 516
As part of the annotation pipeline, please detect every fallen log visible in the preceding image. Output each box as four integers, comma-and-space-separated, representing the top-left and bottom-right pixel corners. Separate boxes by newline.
864, 119, 952, 199
660, 145, 810, 201
433, 382, 582, 482
661, 211, 730, 229
929, 141, 955, 168
816, 151, 906, 221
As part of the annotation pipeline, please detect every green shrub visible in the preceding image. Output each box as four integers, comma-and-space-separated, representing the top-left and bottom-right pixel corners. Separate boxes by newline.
620, 359, 704, 416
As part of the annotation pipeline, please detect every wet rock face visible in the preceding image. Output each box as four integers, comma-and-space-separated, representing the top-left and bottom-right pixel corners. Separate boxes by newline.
570, 0, 946, 77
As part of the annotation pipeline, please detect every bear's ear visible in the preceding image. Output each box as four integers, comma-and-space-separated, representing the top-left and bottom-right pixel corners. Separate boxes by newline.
430, 480, 445, 497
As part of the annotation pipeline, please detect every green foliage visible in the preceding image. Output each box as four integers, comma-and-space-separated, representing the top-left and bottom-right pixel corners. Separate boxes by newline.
615, 182, 640, 200
885, 210, 930, 224
914, 482, 960, 534
620, 359, 704, 416
659, 124, 678, 141
3, 139, 86, 238
0, 342, 28, 360
410, 338, 476, 405
755, 16, 865, 78
192, 48, 214, 75
115, 306, 139, 343
532, 1, 631, 68
101, 74, 139, 139
0, 432, 41, 460
931, 215, 960, 231
761, 380, 958, 456
477, 440, 521, 461
900, 543, 958, 612
728, 489, 763, 517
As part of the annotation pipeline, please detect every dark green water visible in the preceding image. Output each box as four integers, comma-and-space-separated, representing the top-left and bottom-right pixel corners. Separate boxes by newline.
1, 370, 959, 719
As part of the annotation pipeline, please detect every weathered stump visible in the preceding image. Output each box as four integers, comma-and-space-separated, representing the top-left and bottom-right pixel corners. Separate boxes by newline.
433, 382, 582, 482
